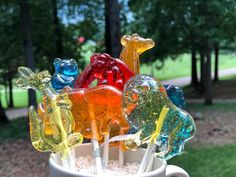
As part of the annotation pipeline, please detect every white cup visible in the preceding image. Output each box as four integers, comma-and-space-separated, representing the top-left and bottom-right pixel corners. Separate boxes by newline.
49, 143, 189, 177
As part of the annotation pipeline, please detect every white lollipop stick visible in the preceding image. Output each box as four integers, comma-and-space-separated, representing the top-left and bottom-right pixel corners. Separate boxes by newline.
103, 134, 110, 167
118, 143, 124, 166
92, 138, 103, 174
89, 103, 103, 174
138, 106, 169, 174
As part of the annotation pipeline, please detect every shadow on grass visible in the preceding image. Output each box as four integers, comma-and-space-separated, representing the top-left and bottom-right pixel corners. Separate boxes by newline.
169, 144, 236, 177
186, 103, 236, 112
183, 75, 236, 99
0, 117, 28, 141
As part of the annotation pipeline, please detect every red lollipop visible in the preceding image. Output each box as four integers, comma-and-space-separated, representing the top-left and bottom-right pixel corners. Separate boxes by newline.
74, 53, 135, 90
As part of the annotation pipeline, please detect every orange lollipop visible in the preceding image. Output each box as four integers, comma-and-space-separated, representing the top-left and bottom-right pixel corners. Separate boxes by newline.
63, 85, 130, 168
65, 85, 130, 141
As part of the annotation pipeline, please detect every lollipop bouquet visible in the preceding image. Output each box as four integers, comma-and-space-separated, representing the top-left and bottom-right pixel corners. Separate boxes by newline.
16, 34, 196, 176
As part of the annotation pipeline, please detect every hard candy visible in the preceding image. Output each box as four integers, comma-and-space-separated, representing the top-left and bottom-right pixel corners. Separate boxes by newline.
52, 58, 79, 90
75, 53, 134, 91
122, 74, 196, 160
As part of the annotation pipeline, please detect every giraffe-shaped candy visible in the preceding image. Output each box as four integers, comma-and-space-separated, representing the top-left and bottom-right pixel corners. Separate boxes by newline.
120, 33, 155, 74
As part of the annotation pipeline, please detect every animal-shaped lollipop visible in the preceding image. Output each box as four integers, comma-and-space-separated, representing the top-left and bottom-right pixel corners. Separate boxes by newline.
17, 66, 129, 172
75, 53, 134, 91
122, 75, 196, 160
16, 67, 83, 170
120, 33, 155, 74
66, 86, 130, 140
164, 84, 186, 109
52, 58, 79, 90
66, 85, 130, 168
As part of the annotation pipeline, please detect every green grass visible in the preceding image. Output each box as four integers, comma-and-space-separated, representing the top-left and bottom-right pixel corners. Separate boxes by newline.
0, 89, 42, 108
169, 144, 236, 177
186, 103, 236, 112
0, 118, 28, 141
140, 53, 236, 81
221, 74, 236, 80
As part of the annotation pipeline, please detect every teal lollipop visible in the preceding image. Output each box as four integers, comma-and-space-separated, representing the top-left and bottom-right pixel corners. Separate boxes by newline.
122, 74, 196, 160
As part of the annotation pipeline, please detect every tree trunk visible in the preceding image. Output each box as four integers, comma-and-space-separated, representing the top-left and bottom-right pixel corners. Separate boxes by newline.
199, 48, 205, 94
214, 44, 219, 82
204, 42, 213, 105
20, 0, 37, 107
4, 78, 9, 107
8, 71, 14, 108
105, 0, 122, 58
51, 0, 63, 58
0, 91, 9, 124
191, 47, 198, 89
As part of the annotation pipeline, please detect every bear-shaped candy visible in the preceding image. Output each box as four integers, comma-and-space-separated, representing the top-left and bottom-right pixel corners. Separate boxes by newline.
52, 58, 79, 90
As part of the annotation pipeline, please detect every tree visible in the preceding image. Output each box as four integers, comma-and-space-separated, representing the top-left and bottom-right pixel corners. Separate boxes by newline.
191, 46, 198, 89
105, 0, 122, 58
0, 1, 25, 108
0, 76, 9, 124
0, 99, 8, 124
205, 41, 213, 104
214, 43, 219, 82
20, 0, 37, 107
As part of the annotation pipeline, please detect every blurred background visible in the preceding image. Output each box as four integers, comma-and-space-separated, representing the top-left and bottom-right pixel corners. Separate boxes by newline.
0, 0, 236, 177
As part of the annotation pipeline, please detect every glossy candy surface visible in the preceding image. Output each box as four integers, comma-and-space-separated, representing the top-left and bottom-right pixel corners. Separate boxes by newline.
164, 85, 186, 109
16, 67, 83, 156
52, 58, 79, 90
120, 33, 155, 74
75, 53, 134, 91
66, 85, 130, 141
122, 75, 196, 160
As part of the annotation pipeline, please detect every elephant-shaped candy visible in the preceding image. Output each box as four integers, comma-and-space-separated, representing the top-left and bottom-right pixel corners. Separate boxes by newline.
122, 75, 196, 160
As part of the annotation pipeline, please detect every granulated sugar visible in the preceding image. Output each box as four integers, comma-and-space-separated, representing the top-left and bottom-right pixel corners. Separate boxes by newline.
76, 155, 140, 176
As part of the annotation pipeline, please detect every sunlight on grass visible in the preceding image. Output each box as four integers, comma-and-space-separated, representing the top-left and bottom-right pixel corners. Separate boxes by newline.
0, 89, 42, 108
140, 53, 236, 81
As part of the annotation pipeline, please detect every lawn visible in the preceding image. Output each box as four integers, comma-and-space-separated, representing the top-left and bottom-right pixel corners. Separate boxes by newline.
186, 103, 236, 112
169, 144, 236, 177
0, 89, 42, 108
141, 53, 236, 81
